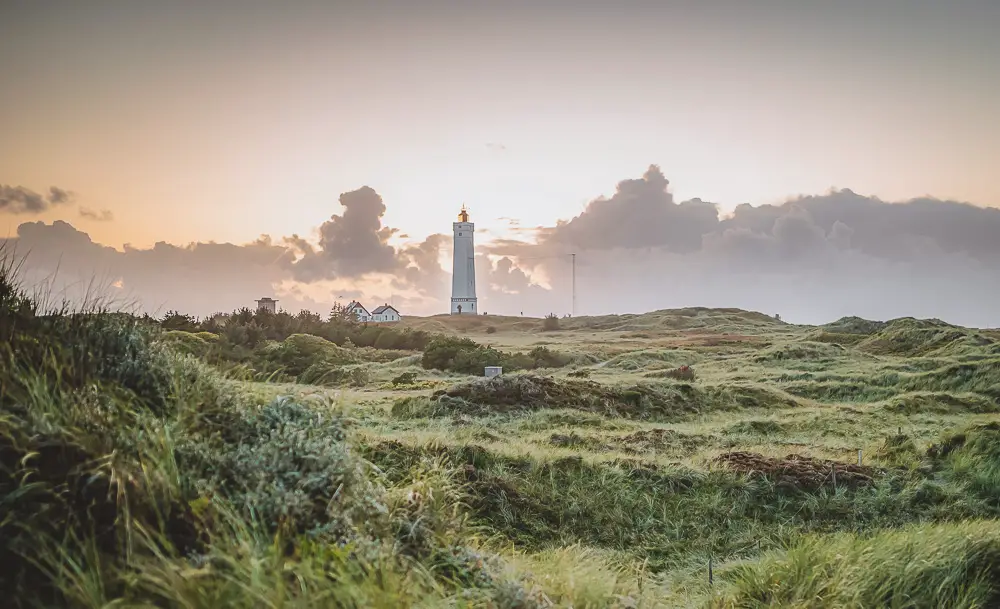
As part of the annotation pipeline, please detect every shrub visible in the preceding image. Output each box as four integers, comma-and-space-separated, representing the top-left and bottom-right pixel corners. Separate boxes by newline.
485, 326, 497, 334
159, 329, 217, 358
257, 333, 358, 378
527, 346, 572, 368
421, 336, 502, 374
392, 371, 419, 386
160, 310, 199, 331
177, 396, 380, 537
659, 365, 696, 381
542, 313, 560, 331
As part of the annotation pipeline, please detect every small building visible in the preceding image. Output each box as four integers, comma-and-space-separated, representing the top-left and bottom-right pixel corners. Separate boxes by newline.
345, 300, 370, 322
371, 304, 401, 323
485, 366, 502, 378
255, 297, 278, 314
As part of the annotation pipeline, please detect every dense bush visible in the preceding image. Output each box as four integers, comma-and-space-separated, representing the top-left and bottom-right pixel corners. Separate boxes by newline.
542, 313, 560, 331
159, 329, 220, 357
256, 333, 358, 377
421, 336, 576, 375
177, 396, 381, 537
421, 336, 503, 374
160, 310, 200, 332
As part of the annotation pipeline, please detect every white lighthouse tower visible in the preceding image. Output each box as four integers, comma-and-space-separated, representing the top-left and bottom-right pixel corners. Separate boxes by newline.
451, 205, 478, 315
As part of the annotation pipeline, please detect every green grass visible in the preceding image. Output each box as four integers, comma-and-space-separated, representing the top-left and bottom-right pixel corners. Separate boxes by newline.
7, 245, 1000, 607
710, 520, 1000, 608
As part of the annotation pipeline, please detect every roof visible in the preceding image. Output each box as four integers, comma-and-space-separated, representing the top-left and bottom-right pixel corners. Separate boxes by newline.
372, 304, 399, 315
346, 300, 368, 311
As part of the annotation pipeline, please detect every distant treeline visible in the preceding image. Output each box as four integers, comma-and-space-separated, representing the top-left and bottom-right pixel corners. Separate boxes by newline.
154, 303, 433, 351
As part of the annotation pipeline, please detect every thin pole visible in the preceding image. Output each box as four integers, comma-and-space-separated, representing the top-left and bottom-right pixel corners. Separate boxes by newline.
571, 253, 576, 317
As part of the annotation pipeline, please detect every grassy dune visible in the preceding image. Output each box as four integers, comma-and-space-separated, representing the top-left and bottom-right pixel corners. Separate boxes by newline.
4, 255, 1000, 607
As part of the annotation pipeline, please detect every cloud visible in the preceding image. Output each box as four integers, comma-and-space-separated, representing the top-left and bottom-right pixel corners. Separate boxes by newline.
0, 184, 75, 214
4, 221, 297, 316
529, 165, 719, 254
289, 186, 401, 281
5, 168, 1000, 326
2, 184, 452, 318
480, 166, 1000, 326
397, 233, 449, 294
720, 190, 1000, 268
79, 207, 114, 222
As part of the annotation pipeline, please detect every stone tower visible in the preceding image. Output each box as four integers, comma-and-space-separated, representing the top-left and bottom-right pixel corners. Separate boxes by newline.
450, 206, 478, 315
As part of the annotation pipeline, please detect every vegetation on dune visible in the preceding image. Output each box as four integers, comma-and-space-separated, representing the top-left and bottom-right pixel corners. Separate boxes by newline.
420, 335, 581, 374
393, 374, 800, 422
360, 432, 1000, 579
8, 244, 1000, 607
821, 315, 886, 335
0, 255, 597, 607
604, 348, 700, 371
711, 521, 1000, 608
856, 317, 1000, 358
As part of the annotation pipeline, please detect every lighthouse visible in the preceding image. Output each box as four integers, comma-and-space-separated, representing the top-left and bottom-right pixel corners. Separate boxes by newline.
451, 206, 478, 315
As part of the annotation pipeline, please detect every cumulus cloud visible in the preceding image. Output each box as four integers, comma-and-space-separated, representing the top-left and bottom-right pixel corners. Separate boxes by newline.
79, 207, 114, 222
5, 169, 1000, 326
482, 167, 1000, 326
0, 184, 75, 214
289, 186, 399, 281
531, 165, 719, 253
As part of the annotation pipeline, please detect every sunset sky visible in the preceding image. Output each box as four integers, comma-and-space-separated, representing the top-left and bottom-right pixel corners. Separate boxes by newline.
2, 1, 999, 325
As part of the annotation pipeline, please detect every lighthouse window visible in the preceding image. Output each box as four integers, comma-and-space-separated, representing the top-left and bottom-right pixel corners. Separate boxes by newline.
459, 232, 463, 236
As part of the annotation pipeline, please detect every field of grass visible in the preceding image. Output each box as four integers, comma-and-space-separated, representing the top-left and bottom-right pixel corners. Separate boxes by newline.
5, 254, 1000, 607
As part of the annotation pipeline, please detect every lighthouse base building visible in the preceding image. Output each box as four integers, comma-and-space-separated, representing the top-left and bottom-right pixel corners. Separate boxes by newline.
451, 206, 478, 315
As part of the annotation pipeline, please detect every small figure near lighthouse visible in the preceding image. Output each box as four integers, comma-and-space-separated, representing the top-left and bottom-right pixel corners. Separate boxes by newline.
451, 205, 478, 315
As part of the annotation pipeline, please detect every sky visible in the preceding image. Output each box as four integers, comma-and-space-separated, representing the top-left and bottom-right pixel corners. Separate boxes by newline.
2, 1, 1000, 326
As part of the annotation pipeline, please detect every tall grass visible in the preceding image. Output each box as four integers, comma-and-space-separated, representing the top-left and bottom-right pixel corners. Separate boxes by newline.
9, 241, 1000, 607
711, 520, 1000, 608
0, 249, 594, 607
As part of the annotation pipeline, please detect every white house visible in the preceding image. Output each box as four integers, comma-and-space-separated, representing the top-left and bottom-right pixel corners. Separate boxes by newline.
345, 300, 370, 322
371, 304, 401, 323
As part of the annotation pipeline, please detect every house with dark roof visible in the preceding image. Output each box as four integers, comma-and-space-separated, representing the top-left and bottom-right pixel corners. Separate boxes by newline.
371, 304, 401, 323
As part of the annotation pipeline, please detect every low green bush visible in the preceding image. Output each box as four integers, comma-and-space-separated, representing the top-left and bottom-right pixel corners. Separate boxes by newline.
421, 336, 503, 374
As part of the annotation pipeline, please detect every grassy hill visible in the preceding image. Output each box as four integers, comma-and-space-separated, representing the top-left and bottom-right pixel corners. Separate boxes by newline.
4, 258, 1000, 607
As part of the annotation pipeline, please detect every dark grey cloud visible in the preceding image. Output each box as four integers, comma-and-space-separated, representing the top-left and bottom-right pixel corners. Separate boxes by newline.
289, 186, 400, 281
0, 184, 75, 214
79, 207, 114, 222
532, 165, 719, 254
721, 190, 1000, 268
